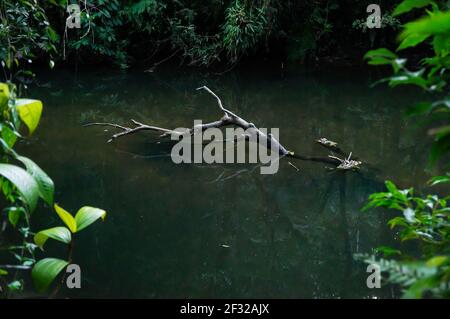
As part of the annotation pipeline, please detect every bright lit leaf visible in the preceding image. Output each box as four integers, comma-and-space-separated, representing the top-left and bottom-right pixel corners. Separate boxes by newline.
15, 98, 43, 135
364, 48, 398, 60
54, 204, 77, 233
34, 226, 72, 249
0, 83, 9, 111
75, 206, 106, 232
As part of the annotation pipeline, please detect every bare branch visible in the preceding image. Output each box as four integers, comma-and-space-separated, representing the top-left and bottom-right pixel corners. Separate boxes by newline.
196, 86, 240, 119
84, 87, 361, 170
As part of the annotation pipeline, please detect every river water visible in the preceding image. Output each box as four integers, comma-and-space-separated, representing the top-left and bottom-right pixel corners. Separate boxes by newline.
21, 65, 434, 298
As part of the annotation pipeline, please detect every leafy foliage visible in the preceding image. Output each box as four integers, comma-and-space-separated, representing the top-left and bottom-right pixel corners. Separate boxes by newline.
355, 253, 449, 298
0, 81, 106, 297
364, 2, 450, 164
30, 204, 106, 292
359, 180, 450, 298
0, 0, 58, 84
360, 0, 450, 299
0, 0, 407, 70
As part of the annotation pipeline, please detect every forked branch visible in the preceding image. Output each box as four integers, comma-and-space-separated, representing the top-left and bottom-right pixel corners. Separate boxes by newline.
85, 86, 361, 170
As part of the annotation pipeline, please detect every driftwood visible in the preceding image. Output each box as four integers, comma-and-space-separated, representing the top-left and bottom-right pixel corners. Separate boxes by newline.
84, 86, 361, 171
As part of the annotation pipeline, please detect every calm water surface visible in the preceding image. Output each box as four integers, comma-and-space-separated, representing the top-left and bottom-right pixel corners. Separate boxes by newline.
20, 65, 435, 298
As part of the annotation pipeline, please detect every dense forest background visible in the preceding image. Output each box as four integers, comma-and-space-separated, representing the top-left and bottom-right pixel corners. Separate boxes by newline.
2, 0, 407, 75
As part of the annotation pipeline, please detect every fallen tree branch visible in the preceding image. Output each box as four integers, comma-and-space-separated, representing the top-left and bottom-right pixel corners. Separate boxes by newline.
85, 86, 361, 170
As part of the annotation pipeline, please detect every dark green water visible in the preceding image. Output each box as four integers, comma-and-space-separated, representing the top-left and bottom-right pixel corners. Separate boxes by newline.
20, 66, 435, 298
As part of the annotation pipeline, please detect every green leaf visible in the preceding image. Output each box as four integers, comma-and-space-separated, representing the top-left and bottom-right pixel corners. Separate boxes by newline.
34, 227, 72, 249
385, 180, 399, 194
32, 258, 68, 292
426, 256, 448, 267
54, 204, 77, 233
75, 206, 106, 232
0, 163, 39, 212
0, 83, 10, 111
15, 98, 43, 135
367, 56, 392, 66
364, 48, 398, 60
16, 156, 54, 205
399, 12, 450, 51
6, 207, 25, 227
8, 280, 23, 291
393, 0, 432, 16
1, 125, 18, 148
398, 33, 430, 50
0, 269, 8, 275
428, 174, 450, 186
374, 246, 402, 257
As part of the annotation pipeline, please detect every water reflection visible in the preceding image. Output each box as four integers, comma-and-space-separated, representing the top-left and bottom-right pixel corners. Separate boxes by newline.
19, 66, 430, 298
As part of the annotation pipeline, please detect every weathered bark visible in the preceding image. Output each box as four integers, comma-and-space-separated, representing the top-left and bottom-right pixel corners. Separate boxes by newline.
85, 86, 361, 170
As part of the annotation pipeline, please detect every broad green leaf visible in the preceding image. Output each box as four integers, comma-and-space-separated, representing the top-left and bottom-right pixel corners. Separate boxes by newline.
16, 156, 54, 205
32, 258, 68, 292
34, 226, 72, 249
393, 0, 432, 16
54, 204, 77, 233
0, 163, 39, 212
0, 83, 9, 111
364, 48, 398, 60
0, 269, 8, 275
399, 12, 450, 47
15, 98, 43, 135
75, 206, 106, 232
